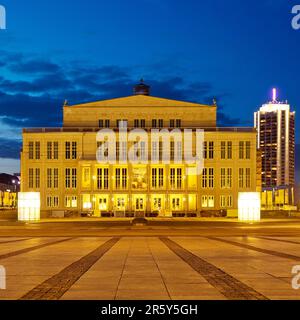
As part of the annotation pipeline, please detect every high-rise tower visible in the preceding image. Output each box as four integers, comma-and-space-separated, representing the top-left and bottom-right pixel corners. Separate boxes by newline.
254, 89, 295, 204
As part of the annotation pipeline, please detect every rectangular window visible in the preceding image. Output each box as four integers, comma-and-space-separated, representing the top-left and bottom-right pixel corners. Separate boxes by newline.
65, 168, 71, 188
151, 168, 164, 189
227, 141, 232, 159
239, 141, 244, 159
99, 119, 104, 128
209, 142, 214, 159
53, 168, 59, 188
105, 119, 110, 128
29, 168, 34, 188
170, 119, 175, 128
239, 168, 244, 188
35, 168, 40, 188
72, 142, 77, 159
203, 142, 214, 159
158, 168, 164, 187
141, 119, 146, 128
221, 168, 226, 188
65, 142, 71, 159
35, 142, 40, 160
246, 168, 251, 188
202, 195, 214, 208
97, 168, 109, 190
47, 142, 52, 160
245, 141, 251, 159
202, 168, 214, 188
53, 196, 59, 207
152, 119, 157, 127
158, 119, 163, 128
47, 168, 52, 188
65, 196, 77, 208
72, 168, 77, 188
220, 195, 233, 208
176, 119, 181, 127
115, 168, 127, 189
47, 196, 59, 208
170, 167, 183, 189
170, 168, 176, 189
208, 168, 214, 188
221, 168, 232, 188
47, 196, 52, 208
53, 142, 59, 159
29, 142, 34, 160
221, 142, 226, 159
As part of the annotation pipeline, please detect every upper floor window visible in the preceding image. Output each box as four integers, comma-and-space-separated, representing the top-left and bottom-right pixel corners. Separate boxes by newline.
134, 119, 146, 128
28, 141, 40, 160
151, 168, 164, 189
221, 141, 232, 159
239, 141, 251, 159
97, 168, 109, 190
202, 168, 214, 188
239, 168, 251, 188
99, 119, 110, 128
65, 168, 77, 189
65, 142, 77, 160
204, 141, 214, 159
29, 168, 40, 189
115, 168, 127, 190
170, 167, 183, 189
47, 142, 59, 160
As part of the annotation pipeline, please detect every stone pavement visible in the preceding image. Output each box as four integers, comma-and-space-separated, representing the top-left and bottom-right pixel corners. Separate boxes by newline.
0, 235, 299, 300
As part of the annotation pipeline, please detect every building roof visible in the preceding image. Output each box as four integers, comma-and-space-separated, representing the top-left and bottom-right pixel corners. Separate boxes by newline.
67, 95, 215, 109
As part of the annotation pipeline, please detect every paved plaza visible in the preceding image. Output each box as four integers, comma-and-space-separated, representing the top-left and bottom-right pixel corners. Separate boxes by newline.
0, 219, 299, 300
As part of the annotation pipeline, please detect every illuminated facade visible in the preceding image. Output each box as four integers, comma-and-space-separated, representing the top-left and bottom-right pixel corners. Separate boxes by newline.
21, 82, 258, 217
254, 89, 296, 206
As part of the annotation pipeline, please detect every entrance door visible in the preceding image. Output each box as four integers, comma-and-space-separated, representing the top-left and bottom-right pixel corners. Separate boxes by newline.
116, 197, 126, 211
135, 197, 145, 211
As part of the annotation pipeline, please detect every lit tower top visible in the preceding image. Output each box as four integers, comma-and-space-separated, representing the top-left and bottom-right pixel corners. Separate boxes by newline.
134, 79, 150, 96
272, 88, 277, 102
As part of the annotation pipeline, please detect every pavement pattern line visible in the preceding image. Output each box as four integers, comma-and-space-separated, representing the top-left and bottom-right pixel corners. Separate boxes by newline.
0, 238, 34, 245
113, 238, 132, 300
20, 237, 120, 300
147, 238, 172, 300
209, 237, 300, 261
253, 236, 300, 245
160, 237, 268, 300
0, 237, 74, 261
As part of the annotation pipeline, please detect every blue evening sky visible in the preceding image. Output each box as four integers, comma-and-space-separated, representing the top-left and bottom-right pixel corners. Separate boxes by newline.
0, 0, 298, 179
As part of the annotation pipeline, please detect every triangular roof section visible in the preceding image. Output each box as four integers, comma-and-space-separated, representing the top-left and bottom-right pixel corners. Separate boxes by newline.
68, 95, 214, 108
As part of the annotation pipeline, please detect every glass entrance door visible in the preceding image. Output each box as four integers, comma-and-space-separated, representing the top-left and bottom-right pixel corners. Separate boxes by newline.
135, 197, 145, 211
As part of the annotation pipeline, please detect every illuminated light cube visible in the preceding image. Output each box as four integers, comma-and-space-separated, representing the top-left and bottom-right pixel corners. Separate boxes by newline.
238, 192, 261, 222
18, 192, 40, 221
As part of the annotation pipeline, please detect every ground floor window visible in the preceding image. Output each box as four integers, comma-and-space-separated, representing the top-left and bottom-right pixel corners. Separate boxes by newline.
220, 195, 233, 208
47, 196, 59, 208
65, 196, 77, 208
170, 196, 183, 211
202, 195, 214, 208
